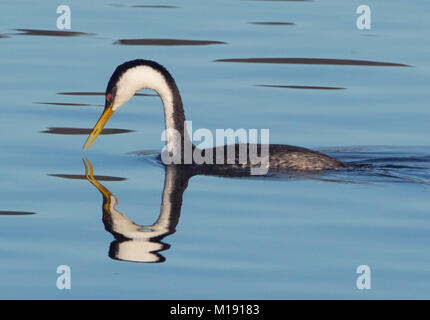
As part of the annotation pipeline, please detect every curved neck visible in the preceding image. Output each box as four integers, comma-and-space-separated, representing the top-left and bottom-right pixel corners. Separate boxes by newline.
157, 78, 194, 161
113, 65, 192, 157
157, 77, 192, 153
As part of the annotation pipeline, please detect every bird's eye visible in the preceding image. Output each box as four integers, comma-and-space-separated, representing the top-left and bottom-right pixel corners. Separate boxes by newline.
106, 93, 112, 101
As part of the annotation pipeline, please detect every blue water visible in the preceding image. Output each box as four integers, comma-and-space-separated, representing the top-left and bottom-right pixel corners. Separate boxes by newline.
0, 0, 429, 299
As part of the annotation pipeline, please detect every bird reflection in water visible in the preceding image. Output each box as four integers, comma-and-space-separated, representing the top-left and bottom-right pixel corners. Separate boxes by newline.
83, 158, 191, 263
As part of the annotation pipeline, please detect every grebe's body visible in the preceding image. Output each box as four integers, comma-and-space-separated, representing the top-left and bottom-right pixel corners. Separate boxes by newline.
196, 143, 348, 172
84, 59, 350, 172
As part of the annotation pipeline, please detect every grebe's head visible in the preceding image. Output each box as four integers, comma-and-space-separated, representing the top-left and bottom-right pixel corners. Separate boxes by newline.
83, 59, 174, 150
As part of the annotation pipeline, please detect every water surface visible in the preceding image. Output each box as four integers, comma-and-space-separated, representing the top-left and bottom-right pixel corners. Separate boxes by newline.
0, 0, 429, 299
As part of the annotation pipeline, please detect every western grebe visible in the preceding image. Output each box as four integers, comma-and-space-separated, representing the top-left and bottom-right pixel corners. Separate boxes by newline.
83, 59, 350, 171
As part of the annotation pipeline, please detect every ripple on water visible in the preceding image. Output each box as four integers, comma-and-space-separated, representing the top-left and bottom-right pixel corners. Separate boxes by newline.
13, 29, 92, 37
56, 92, 155, 97
215, 57, 411, 67
40, 127, 134, 135
35, 102, 102, 107
256, 84, 346, 90
0, 211, 36, 216
114, 39, 227, 46
319, 147, 430, 186
249, 22, 295, 25
48, 174, 126, 181
131, 5, 180, 8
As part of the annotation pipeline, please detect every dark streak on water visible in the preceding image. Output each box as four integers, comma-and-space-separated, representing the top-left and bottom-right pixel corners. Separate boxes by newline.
41, 127, 134, 135
0, 34, 9, 38
35, 102, 102, 107
249, 22, 295, 25
114, 39, 227, 46
131, 5, 179, 8
48, 174, 126, 181
0, 211, 36, 216
215, 58, 411, 67
13, 29, 91, 37
128, 150, 161, 156
57, 92, 155, 97
257, 84, 346, 90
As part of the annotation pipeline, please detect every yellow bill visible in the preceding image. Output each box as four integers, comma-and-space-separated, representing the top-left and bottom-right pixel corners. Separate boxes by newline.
83, 103, 114, 150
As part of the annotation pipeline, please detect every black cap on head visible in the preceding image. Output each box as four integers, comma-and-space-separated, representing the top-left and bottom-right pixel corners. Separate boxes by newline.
104, 59, 175, 110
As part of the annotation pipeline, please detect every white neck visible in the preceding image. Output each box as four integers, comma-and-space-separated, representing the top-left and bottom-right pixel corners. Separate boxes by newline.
112, 65, 191, 155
